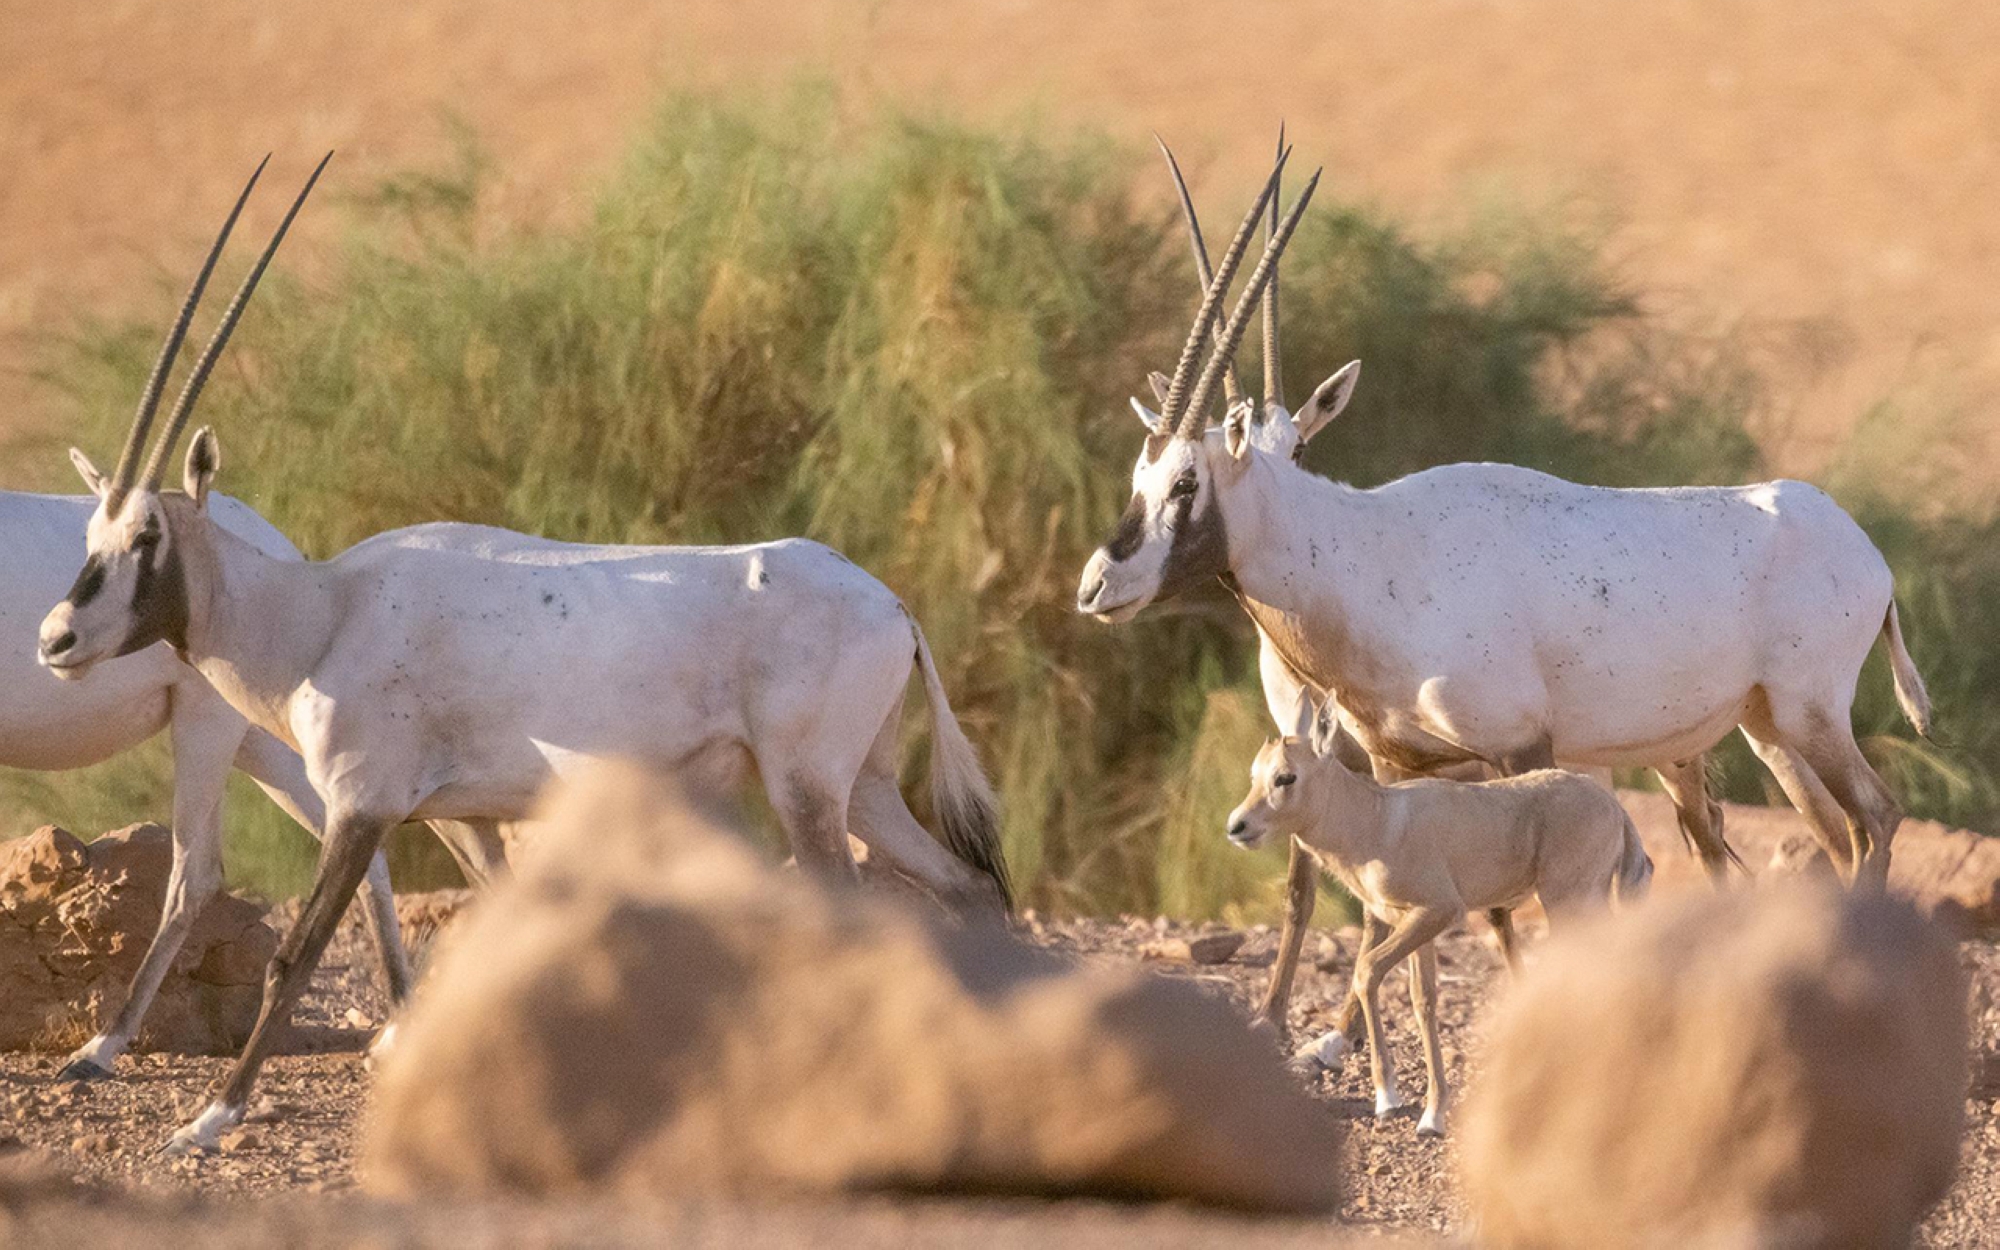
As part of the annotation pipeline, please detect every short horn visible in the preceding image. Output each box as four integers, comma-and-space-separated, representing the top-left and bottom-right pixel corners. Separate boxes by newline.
1262, 122, 1285, 413
1180, 167, 1321, 436
106, 155, 270, 511
1155, 136, 1243, 409
1159, 147, 1290, 437
140, 152, 331, 490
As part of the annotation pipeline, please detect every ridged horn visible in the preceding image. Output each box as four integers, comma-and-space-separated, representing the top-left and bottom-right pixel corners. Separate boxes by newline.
1155, 136, 1243, 409
139, 152, 331, 490
1159, 148, 1290, 436
106, 156, 270, 511
1262, 122, 1285, 413
1178, 167, 1321, 437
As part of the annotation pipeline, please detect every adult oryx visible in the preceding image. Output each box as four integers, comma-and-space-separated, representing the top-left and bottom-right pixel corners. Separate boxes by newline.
39, 158, 1012, 1153
2, 158, 410, 1083
0, 491, 411, 1083
1076, 142, 1931, 1011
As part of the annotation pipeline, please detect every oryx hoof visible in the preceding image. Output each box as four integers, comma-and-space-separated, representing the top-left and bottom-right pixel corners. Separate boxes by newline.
56, 1058, 114, 1083
1416, 1108, 1446, 1138
161, 1102, 239, 1156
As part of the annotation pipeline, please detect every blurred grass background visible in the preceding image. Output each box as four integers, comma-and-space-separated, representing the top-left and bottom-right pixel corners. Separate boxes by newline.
10, 89, 1994, 917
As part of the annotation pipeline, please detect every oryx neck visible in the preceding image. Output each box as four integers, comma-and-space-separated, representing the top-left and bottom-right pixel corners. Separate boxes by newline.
180, 518, 336, 736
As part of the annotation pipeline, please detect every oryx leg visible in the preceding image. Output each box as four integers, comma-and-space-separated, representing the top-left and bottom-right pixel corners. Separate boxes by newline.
1353, 906, 1455, 1120
1487, 907, 1523, 974
845, 702, 999, 915
427, 818, 510, 890
1761, 702, 1902, 889
1740, 727, 1856, 878
60, 688, 240, 1081
1408, 941, 1447, 1137
168, 808, 394, 1155
1256, 837, 1318, 1034
233, 726, 412, 1005
1654, 754, 1738, 882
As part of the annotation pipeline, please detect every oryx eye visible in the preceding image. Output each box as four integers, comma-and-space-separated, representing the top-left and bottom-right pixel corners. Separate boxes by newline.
1168, 474, 1197, 500
1273, 773, 1297, 788
133, 530, 161, 549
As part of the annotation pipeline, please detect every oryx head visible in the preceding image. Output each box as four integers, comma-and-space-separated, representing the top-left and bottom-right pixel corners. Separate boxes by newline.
1075, 135, 1356, 622
38, 154, 327, 679
1225, 690, 1340, 849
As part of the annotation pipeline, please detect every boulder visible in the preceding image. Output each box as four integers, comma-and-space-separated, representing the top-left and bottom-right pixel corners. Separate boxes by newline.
363, 763, 1339, 1212
1460, 882, 1967, 1248
0, 824, 275, 1053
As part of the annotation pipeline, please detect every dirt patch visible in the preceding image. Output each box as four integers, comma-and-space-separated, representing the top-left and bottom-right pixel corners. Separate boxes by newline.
1, 905, 1994, 1244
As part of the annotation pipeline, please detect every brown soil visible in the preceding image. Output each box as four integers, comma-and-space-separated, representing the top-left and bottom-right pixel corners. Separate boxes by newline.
4, 2, 1997, 485
2, 909, 1995, 1246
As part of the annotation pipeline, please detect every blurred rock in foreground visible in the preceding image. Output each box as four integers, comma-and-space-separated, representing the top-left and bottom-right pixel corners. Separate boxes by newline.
1462, 881, 1966, 1248
363, 762, 1338, 1212
0, 824, 274, 1053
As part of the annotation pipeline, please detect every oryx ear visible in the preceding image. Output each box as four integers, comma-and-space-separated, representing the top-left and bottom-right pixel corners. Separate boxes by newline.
69, 448, 107, 499
1223, 399, 1254, 460
1128, 396, 1167, 436
1295, 360, 1361, 445
1290, 688, 1317, 742
183, 427, 220, 510
1309, 702, 1342, 760
1148, 371, 1172, 407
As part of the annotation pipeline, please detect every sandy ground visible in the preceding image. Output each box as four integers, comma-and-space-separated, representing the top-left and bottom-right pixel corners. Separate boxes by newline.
4, 1, 1998, 485
2, 908, 1995, 1246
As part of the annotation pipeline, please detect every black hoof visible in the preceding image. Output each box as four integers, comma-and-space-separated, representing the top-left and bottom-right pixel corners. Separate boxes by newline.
57, 1058, 114, 1083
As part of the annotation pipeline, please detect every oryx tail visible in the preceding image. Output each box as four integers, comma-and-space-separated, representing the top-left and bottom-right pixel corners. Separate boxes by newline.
1881, 601, 1933, 740
911, 620, 1013, 909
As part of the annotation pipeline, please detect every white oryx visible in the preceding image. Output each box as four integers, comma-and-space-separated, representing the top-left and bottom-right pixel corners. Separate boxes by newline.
1077, 145, 1932, 1008
0, 490, 411, 1083
38, 158, 1011, 1153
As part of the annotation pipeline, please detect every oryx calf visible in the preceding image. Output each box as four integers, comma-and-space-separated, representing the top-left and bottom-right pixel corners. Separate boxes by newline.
37, 156, 1012, 1153
1227, 694, 1653, 1136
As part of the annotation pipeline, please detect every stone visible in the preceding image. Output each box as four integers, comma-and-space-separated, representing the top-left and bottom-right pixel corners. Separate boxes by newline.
363, 763, 1339, 1212
0, 825, 275, 1053
1460, 882, 1967, 1248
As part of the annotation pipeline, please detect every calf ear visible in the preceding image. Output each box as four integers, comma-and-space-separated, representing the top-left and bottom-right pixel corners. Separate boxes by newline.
183, 427, 221, 511
68, 448, 107, 499
1295, 360, 1361, 444
1309, 702, 1342, 760
1290, 689, 1317, 741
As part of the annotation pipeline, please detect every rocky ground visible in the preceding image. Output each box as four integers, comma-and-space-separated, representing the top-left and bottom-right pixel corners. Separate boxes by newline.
0, 907, 1995, 1246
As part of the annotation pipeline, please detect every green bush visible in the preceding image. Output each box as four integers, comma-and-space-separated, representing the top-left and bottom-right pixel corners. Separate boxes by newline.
12, 89, 1987, 912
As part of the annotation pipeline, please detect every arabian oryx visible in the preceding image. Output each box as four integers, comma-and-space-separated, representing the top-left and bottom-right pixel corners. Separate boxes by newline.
5, 488, 412, 1085
1227, 691, 1652, 1136
38, 157, 1012, 1154
1077, 141, 1932, 1023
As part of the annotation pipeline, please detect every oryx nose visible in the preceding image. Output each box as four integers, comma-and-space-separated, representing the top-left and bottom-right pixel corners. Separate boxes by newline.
41, 629, 76, 659
1227, 817, 1248, 839
1077, 577, 1105, 612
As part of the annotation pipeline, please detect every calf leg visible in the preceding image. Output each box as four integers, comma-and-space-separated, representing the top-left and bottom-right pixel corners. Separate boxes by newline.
1257, 838, 1318, 1033
1353, 907, 1455, 1120
1408, 943, 1447, 1137
61, 691, 239, 1081
1488, 907, 1524, 975
166, 810, 394, 1155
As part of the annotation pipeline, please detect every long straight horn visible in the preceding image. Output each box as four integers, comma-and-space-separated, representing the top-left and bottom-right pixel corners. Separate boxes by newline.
1178, 167, 1321, 437
1262, 122, 1285, 413
106, 156, 271, 510
1158, 147, 1290, 436
139, 152, 331, 490
1155, 136, 1243, 409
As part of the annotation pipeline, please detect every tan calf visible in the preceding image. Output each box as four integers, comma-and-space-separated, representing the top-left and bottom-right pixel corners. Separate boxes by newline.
1226, 694, 1651, 1136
